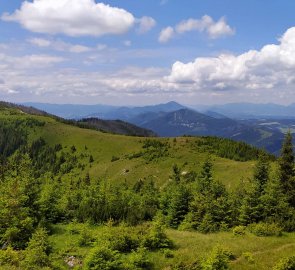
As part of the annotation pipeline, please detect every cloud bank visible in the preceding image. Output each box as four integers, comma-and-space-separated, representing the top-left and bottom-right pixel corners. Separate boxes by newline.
166, 27, 295, 93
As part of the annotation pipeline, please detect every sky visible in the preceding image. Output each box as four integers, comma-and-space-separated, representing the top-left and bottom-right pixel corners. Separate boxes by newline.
1, 0, 295, 105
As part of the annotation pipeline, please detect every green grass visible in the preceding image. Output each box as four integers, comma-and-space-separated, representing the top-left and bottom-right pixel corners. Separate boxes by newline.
30, 119, 254, 189
47, 223, 295, 270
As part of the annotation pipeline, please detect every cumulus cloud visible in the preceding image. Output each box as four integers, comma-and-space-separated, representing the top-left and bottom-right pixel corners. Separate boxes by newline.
137, 16, 156, 34
158, 27, 175, 43
176, 15, 234, 39
2, 0, 135, 37
166, 27, 295, 92
159, 15, 234, 43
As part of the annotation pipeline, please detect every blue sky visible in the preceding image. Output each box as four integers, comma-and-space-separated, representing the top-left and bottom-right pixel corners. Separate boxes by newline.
1, 0, 295, 105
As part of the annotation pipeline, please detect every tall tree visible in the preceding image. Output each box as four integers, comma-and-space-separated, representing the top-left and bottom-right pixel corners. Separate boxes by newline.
279, 131, 295, 206
253, 154, 270, 192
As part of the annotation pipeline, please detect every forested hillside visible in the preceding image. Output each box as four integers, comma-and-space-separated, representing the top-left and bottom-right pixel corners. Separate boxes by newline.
0, 104, 294, 270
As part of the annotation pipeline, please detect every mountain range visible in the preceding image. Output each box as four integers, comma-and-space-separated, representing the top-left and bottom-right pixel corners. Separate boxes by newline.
21, 101, 295, 155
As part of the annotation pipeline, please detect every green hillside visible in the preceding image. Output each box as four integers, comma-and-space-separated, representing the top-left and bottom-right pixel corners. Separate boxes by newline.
0, 104, 260, 188
0, 104, 294, 270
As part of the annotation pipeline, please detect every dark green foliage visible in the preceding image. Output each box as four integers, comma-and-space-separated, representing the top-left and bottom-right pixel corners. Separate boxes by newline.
253, 154, 270, 191
248, 222, 283, 237
0, 120, 27, 159
141, 139, 170, 161
195, 136, 274, 161
279, 131, 295, 206
76, 179, 159, 225
22, 227, 51, 269
181, 159, 233, 233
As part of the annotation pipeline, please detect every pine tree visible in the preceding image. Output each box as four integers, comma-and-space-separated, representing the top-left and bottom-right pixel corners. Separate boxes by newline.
253, 154, 269, 192
198, 157, 213, 193
22, 227, 51, 269
279, 131, 295, 206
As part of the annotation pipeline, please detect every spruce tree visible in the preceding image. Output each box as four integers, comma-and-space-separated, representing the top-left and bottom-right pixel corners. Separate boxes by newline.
279, 131, 295, 206
253, 154, 269, 192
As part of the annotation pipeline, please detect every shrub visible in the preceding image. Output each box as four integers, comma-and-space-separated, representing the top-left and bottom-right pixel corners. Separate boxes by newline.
127, 247, 152, 269
105, 227, 140, 253
242, 252, 255, 264
273, 256, 295, 270
233, 226, 246, 236
249, 223, 283, 237
0, 246, 21, 267
162, 249, 174, 258
201, 245, 233, 270
142, 222, 173, 250
84, 246, 122, 270
77, 227, 95, 247
67, 220, 81, 235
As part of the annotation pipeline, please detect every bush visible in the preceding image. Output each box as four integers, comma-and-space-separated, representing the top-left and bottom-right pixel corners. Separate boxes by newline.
0, 246, 21, 267
201, 245, 234, 270
142, 222, 173, 250
249, 223, 283, 237
242, 252, 255, 264
105, 227, 140, 253
84, 246, 122, 270
273, 256, 295, 270
127, 247, 152, 269
77, 227, 95, 247
162, 249, 174, 258
233, 226, 246, 236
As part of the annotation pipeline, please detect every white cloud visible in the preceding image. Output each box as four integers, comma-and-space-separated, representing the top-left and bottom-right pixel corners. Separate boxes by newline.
160, 15, 234, 43
166, 27, 295, 92
28, 38, 51, 47
2, 0, 135, 37
0, 53, 65, 70
158, 27, 175, 43
28, 38, 103, 53
176, 15, 234, 39
137, 16, 156, 34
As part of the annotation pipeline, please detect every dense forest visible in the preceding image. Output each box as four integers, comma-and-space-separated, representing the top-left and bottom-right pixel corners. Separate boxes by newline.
0, 112, 294, 269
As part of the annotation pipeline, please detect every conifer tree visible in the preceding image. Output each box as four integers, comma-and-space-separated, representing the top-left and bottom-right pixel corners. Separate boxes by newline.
279, 131, 295, 206
253, 154, 270, 192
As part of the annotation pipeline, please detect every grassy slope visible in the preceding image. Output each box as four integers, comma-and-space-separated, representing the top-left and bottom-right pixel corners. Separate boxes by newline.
32, 118, 254, 189
49, 224, 295, 270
